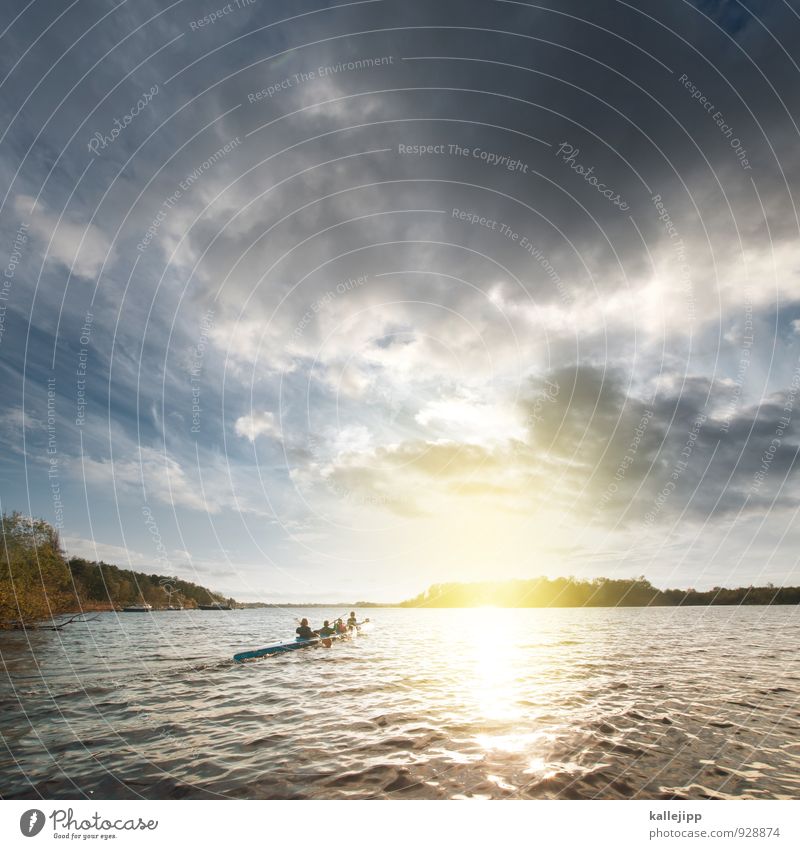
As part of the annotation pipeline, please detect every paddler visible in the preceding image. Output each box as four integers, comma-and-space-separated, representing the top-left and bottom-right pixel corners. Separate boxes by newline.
317, 620, 336, 637
296, 618, 315, 640
347, 611, 358, 629
335, 618, 347, 635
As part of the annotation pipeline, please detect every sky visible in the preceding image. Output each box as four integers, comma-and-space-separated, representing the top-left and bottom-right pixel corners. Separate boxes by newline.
1, 0, 800, 602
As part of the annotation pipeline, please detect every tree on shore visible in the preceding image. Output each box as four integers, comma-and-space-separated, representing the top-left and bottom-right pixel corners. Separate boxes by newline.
1, 512, 74, 626
67, 558, 230, 609
2, 512, 235, 627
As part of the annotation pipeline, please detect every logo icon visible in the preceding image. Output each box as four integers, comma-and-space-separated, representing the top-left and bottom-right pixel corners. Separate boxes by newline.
20, 810, 45, 837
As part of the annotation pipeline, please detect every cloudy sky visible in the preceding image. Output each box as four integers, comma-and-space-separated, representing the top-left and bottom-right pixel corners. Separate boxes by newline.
1, 0, 799, 601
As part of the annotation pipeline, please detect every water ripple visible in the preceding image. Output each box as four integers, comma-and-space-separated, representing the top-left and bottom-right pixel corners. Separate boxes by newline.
1, 606, 798, 799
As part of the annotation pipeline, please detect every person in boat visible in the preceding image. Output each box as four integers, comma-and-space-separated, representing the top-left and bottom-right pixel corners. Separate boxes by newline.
347, 611, 358, 629
335, 618, 347, 635
317, 620, 336, 637
296, 618, 316, 640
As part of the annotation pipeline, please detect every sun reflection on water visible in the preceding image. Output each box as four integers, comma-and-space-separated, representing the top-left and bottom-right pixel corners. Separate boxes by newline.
461, 607, 533, 726
461, 608, 567, 778
475, 730, 554, 753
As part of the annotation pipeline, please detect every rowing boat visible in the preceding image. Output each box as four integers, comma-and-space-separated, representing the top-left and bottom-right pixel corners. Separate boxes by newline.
232, 619, 371, 663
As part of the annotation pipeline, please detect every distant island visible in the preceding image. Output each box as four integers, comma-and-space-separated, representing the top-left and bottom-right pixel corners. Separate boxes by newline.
398, 578, 800, 608
237, 601, 386, 608
3, 512, 799, 629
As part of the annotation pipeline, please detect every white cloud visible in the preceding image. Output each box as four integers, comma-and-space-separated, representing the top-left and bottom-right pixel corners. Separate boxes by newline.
415, 396, 526, 446
82, 446, 220, 513
63, 536, 150, 567
328, 424, 373, 456
15, 194, 114, 279
234, 410, 281, 442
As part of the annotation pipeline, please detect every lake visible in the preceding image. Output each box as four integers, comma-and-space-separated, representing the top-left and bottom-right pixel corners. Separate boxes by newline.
1, 606, 798, 799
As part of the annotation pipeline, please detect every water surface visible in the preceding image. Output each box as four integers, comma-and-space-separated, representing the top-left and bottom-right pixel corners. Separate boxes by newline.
1, 606, 798, 799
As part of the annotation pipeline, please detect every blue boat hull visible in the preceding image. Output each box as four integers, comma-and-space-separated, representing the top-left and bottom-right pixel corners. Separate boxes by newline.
233, 632, 347, 662
233, 620, 371, 662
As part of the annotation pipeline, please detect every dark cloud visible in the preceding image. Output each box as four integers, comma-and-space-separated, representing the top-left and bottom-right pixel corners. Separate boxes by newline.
521, 363, 800, 524
2, 0, 800, 592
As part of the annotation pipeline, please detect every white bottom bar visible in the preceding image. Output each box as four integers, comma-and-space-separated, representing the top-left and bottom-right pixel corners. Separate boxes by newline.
3, 800, 798, 848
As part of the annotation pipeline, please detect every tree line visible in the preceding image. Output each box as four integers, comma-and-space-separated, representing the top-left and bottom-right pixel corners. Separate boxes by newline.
1, 512, 235, 627
399, 577, 800, 608
5, 513, 798, 627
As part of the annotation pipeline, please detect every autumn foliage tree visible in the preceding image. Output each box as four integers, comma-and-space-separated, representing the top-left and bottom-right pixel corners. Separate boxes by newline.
1, 512, 74, 626
1, 513, 234, 626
